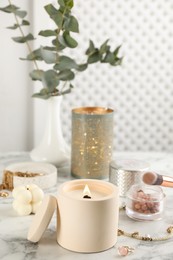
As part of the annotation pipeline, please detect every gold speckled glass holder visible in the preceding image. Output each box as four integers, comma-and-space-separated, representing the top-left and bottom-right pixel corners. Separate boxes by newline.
71, 107, 114, 179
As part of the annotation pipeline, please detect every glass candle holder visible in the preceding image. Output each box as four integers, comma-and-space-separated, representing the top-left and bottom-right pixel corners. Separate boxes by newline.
126, 184, 165, 221
71, 107, 114, 179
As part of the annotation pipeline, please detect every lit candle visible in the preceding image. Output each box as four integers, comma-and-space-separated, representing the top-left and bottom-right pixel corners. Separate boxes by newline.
57, 179, 119, 253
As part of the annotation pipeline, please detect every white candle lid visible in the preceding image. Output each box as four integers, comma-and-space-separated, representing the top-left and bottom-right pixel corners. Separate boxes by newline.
27, 195, 57, 243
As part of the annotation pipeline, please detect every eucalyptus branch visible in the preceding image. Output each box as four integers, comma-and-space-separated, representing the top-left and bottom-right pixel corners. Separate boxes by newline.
1, 0, 122, 99
8, 0, 40, 71
54, 8, 66, 66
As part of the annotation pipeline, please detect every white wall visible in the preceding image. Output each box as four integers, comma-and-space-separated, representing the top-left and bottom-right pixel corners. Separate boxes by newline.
0, 0, 33, 152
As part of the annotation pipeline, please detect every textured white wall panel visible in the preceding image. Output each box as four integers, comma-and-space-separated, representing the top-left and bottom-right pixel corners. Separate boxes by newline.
57, 0, 173, 152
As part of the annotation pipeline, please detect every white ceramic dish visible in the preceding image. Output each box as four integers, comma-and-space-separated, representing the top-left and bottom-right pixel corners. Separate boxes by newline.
5, 162, 57, 190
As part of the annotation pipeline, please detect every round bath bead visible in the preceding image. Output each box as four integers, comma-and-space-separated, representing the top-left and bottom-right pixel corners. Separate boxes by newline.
32, 201, 42, 214
31, 187, 44, 203
16, 204, 32, 216
15, 189, 32, 203
12, 199, 21, 211
12, 186, 26, 199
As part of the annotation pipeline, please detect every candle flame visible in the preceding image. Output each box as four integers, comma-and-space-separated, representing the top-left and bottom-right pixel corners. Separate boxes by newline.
83, 184, 91, 199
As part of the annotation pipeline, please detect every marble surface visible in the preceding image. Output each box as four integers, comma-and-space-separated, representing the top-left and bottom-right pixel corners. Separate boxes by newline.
0, 151, 173, 260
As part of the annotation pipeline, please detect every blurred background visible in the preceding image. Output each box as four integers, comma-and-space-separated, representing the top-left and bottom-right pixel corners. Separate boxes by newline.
0, 0, 173, 153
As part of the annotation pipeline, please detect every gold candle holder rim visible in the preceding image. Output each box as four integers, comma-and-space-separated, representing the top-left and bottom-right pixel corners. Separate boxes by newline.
72, 107, 114, 115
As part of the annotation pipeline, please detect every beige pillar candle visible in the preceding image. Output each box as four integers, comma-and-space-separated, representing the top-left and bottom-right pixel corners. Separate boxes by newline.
57, 179, 119, 253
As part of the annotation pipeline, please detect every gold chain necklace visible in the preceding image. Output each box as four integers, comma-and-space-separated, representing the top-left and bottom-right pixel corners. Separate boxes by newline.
118, 206, 173, 241
118, 226, 173, 241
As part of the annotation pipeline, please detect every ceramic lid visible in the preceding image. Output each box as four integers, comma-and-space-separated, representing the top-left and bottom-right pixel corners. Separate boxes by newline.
27, 195, 57, 243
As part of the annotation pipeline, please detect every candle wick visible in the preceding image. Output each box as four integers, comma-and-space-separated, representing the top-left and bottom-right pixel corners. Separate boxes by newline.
83, 195, 91, 199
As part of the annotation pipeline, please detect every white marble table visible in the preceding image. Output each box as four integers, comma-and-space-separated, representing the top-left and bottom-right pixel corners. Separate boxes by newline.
0, 151, 173, 260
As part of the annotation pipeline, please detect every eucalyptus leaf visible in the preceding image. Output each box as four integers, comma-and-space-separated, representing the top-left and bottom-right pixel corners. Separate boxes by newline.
0, 5, 27, 18
39, 30, 57, 37
0, 5, 19, 13
58, 0, 65, 7
40, 47, 57, 64
43, 46, 57, 51
52, 38, 66, 50
52, 10, 63, 27
99, 39, 110, 55
44, 4, 63, 27
30, 70, 44, 81
63, 31, 78, 48
102, 51, 115, 64
21, 48, 43, 61
6, 20, 30, 30
113, 45, 121, 57
76, 63, 88, 71
42, 70, 59, 91
54, 55, 77, 70
87, 50, 101, 64
64, 0, 74, 9
64, 15, 79, 33
57, 70, 75, 80
12, 33, 34, 43
22, 20, 30, 26
36, 87, 59, 98
44, 4, 58, 16
57, 36, 67, 48
7, 24, 19, 30
69, 83, 74, 88
40, 88, 50, 94
32, 92, 51, 99
7, 20, 29, 29
112, 57, 123, 66
85, 40, 95, 55
15, 10, 27, 18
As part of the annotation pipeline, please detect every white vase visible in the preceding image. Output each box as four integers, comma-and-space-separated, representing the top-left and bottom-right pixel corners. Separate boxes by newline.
30, 96, 70, 167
